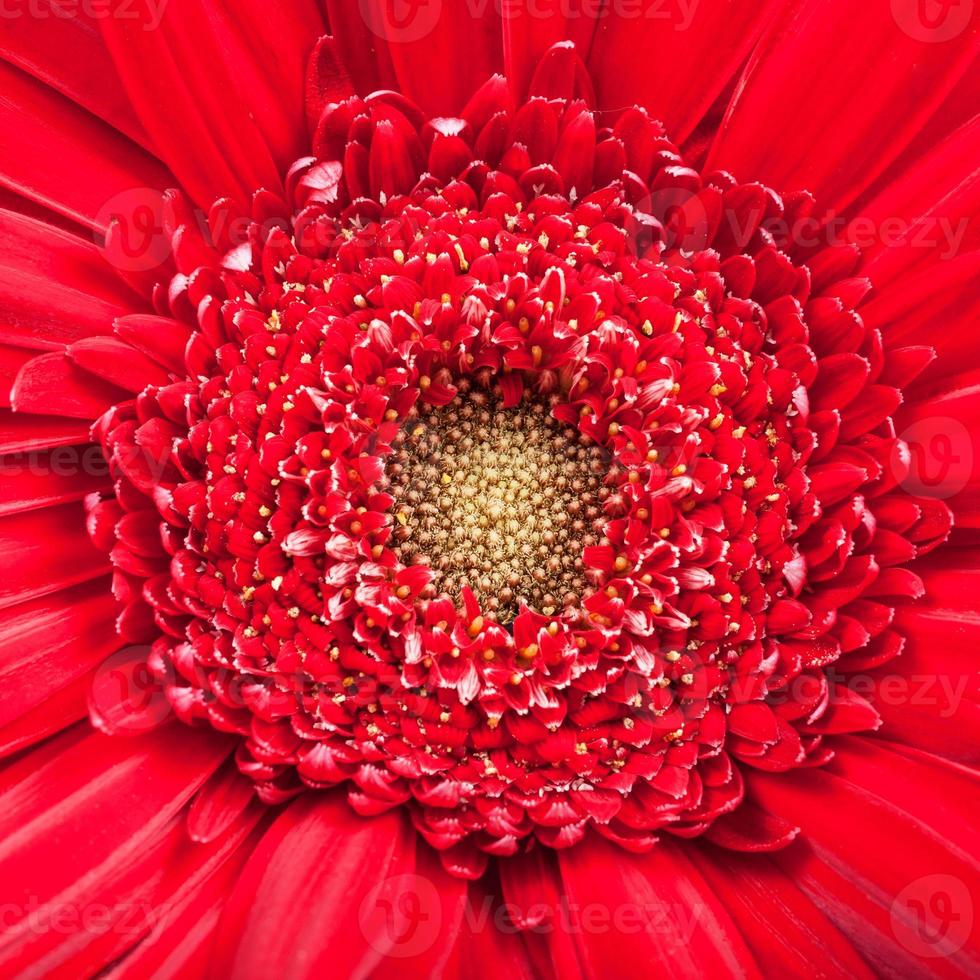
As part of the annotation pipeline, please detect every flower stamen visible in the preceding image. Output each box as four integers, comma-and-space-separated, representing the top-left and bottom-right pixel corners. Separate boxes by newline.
389, 385, 608, 620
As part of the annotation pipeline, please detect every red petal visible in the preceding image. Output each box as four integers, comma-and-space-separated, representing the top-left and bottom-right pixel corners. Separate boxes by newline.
755, 747, 980, 975
0, 459, 109, 517
0, 414, 91, 453
500, 847, 589, 978
0, 5, 149, 147
213, 793, 417, 977
69, 337, 171, 392
187, 760, 257, 844
305, 35, 356, 130
322, 0, 398, 95
704, 797, 800, 852
114, 313, 192, 374
504, 9, 600, 103
0, 61, 171, 231
0, 723, 231, 976
694, 845, 874, 978
371, 846, 468, 979
0, 207, 140, 317
0, 578, 116, 727
0, 503, 110, 609
12, 352, 128, 419
590, 1, 781, 143
107, 818, 261, 980
373, 2, 503, 116
858, 115, 980, 288
865, 251, 980, 378
100, 0, 324, 207
707, 1, 979, 211
558, 835, 759, 977
0, 676, 90, 758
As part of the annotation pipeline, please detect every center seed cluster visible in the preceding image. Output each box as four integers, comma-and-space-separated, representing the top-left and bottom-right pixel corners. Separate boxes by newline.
387, 383, 609, 621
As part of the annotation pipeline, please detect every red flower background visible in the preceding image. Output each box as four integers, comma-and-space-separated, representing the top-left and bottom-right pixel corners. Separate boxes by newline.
0, 0, 978, 977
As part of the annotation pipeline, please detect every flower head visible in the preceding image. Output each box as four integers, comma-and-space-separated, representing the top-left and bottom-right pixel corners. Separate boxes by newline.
1, 1, 978, 975
90, 46, 951, 874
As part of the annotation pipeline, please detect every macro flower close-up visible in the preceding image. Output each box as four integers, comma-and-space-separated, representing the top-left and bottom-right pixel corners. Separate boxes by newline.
0, 0, 978, 976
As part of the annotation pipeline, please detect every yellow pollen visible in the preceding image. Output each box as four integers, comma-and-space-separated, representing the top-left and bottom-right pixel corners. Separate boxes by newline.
389, 390, 607, 619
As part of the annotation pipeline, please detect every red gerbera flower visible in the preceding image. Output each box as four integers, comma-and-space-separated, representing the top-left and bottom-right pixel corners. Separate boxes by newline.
1, 1, 978, 976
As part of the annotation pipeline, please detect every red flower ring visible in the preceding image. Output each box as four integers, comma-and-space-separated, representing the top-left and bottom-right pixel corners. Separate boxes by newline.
89, 46, 951, 876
